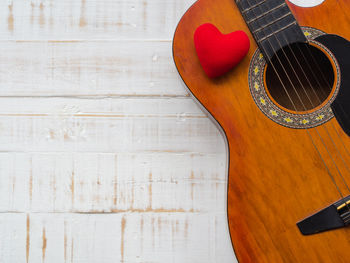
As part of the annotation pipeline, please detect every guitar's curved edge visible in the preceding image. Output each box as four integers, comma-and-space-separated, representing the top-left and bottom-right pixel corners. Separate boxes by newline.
172, 55, 238, 262
172, 1, 239, 262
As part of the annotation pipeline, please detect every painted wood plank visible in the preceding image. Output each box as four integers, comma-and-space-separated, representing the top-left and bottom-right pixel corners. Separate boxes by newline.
0, 0, 239, 262
4, 213, 233, 263
289, 0, 324, 7
0, 214, 26, 262
0, 41, 186, 96
0, 152, 226, 213
0, 115, 223, 153
0, 97, 203, 117
0, 0, 194, 40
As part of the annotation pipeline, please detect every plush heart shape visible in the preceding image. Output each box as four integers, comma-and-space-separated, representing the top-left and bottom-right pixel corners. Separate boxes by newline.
194, 23, 250, 78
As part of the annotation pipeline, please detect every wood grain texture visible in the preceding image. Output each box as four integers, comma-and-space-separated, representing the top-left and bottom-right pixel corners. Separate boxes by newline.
0, 0, 191, 40
0, 41, 186, 97
0, 0, 239, 262
173, 0, 350, 262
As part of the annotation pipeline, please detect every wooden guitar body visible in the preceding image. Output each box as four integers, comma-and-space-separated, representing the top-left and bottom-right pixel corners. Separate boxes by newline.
173, 0, 350, 262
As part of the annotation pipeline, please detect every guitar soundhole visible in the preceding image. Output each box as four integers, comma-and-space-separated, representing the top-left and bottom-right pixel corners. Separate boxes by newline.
265, 43, 335, 112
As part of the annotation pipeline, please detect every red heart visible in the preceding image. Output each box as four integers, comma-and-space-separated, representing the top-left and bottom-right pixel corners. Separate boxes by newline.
194, 23, 250, 78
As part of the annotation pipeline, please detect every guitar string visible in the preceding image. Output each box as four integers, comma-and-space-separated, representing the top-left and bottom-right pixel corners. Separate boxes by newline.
254, 0, 350, 217
245, 0, 350, 205
244, 0, 350, 209
237, 0, 346, 200
293, 36, 350, 160
239, 0, 344, 199
248, 0, 350, 195
287, 36, 350, 191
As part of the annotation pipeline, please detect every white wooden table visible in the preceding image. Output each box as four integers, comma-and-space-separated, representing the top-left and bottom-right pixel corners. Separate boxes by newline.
0, 0, 323, 262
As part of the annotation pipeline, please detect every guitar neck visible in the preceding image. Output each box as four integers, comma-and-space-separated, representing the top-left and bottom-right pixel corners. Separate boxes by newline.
236, 0, 307, 60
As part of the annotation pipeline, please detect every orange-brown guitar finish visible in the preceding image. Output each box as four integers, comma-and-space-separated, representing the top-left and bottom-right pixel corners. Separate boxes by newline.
173, 0, 350, 262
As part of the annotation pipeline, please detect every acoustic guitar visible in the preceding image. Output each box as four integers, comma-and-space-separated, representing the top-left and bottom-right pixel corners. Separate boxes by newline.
173, 0, 350, 262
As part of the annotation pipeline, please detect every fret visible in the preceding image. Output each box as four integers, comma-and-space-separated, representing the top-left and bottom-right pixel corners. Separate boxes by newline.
243, 0, 284, 20
241, 0, 267, 13
248, 4, 290, 30
252, 12, 292, 34
236, 0, 307, 60
258, 21, 296, 42
247, 2, 286, 23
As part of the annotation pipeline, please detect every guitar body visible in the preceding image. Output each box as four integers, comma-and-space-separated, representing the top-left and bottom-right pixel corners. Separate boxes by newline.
173, 0, 350, 262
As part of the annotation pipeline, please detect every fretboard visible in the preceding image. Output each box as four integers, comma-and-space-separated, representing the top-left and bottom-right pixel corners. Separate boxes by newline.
236, 0, 307, 60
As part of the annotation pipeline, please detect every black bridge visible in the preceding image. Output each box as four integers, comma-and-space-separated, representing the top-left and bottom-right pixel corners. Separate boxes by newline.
297, 196, 350, 235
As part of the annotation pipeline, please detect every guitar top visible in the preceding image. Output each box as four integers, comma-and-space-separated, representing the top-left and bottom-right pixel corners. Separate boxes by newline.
173, 0, 350, 262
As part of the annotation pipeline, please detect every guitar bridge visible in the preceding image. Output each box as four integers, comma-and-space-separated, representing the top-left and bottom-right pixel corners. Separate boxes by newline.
297, 196, 350, 235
